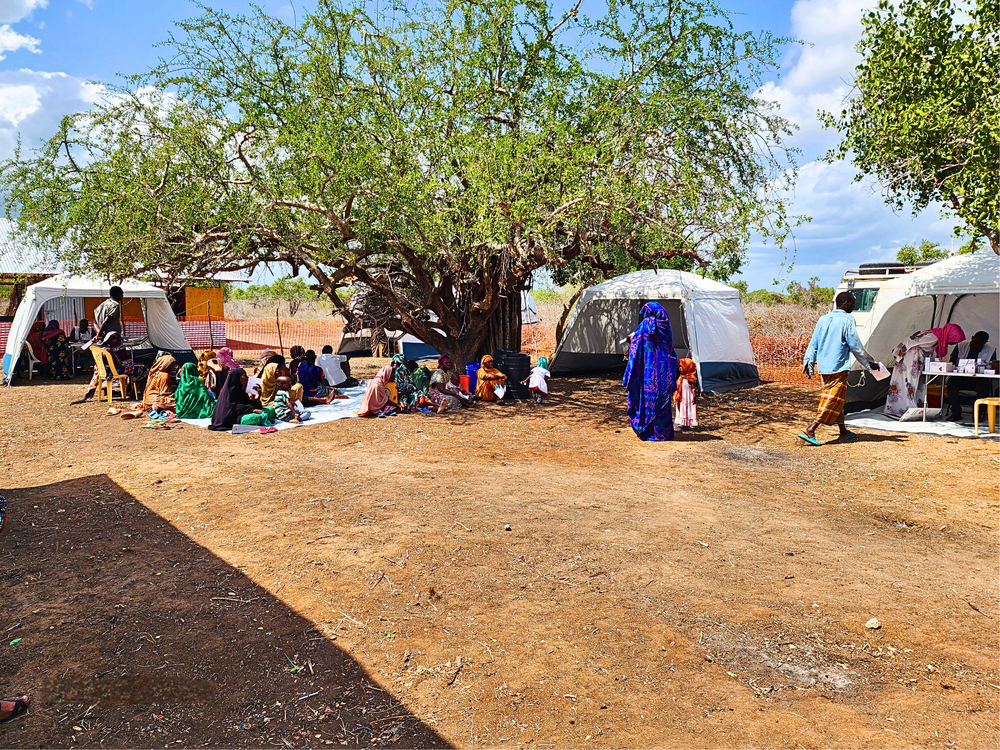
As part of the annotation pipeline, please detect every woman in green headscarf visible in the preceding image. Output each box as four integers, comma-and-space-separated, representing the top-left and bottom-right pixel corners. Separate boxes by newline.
390, 354, 419, 411
175, 362, 218, 419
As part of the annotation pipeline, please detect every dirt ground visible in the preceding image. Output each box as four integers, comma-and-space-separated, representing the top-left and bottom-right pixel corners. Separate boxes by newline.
0, 362, 997, 749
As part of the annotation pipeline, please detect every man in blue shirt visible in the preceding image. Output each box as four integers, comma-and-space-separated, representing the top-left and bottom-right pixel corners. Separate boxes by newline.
799, 292, 877, 445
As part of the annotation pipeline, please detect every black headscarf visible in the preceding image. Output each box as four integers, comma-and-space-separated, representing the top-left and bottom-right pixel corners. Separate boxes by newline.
209, 367, 256, 431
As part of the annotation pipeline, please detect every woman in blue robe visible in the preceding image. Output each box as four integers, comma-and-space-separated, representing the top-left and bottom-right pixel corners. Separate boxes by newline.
623, 302, 679, 441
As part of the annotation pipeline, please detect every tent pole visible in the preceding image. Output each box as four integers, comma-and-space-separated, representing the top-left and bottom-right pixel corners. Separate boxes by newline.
276, 306, 284, 355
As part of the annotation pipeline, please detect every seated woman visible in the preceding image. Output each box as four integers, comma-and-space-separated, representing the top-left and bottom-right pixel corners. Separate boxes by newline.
411, 360, 432, 395
42, 320, 72, 381
475, 355, 508, 402
175, 362, 218, 419
296, 350, 339, 405
288, 345, 307, 386
428, 356, 464, 413
358, 365, 395, 416
209, 368, 263, 431
390, 355, 419, 412
142, 354, 178, 412
216, 347, 241, 371
258, 354, 288, 406
196, 350, 227, 396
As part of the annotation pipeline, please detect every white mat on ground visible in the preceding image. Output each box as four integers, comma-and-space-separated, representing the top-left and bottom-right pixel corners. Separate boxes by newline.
846, 409, 999, 439
179, 385, 367, 432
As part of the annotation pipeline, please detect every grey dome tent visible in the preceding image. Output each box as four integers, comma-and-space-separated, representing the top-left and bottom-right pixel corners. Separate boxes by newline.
549, 269, 759, 394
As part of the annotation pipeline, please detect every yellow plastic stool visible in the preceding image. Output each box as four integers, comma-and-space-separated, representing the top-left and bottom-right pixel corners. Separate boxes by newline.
973, 397, 1000, 435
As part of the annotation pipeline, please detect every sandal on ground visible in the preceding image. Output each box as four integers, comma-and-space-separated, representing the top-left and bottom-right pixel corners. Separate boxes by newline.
0, 695, 30, 723
797, 433, 821, 446
120, 409, 142, 420
106, 407, 122, 416
836, 431, 858, 442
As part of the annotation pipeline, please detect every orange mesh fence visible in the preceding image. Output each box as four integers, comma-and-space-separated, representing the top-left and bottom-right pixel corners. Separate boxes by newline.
751, 336, 817, 386
177, 317, 346, 359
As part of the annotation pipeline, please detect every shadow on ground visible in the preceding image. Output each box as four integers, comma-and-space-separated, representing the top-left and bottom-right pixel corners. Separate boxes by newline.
0, 476, 449, 749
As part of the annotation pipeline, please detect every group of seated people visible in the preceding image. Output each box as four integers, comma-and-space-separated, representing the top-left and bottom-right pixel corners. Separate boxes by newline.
132, 344, 358, 429
20, 317, 96, 381
357, 353, 549, 417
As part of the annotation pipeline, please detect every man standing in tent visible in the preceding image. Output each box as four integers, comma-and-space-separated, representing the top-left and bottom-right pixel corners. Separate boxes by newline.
93, 285, 124, 344
799, 292, 878, 445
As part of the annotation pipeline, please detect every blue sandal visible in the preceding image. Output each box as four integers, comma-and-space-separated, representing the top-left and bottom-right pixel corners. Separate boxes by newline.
797, 433, 821, 446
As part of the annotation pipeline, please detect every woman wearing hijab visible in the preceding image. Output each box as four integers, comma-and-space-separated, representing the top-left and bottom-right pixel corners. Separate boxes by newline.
209, 368, 262, 430
216, 347, 241, 371
288, 345, 307, 386
674, 358, 698, 429
884, 323, 965, 417
142, 354, 178, 411
258, 354, 287, 406
41, 320, 72, 380
390, 354, 419, 411
428, 356, 464, 413
175, 362, 218, 419
623, 302, 679, 441
475, 355, 508, 402
358, 365, 395, 416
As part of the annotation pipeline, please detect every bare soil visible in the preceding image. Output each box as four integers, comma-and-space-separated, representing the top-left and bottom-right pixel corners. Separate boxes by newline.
0, 365, 997, 749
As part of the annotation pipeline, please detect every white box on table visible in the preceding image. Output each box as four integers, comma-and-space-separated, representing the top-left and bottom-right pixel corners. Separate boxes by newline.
925, 361, 953, 373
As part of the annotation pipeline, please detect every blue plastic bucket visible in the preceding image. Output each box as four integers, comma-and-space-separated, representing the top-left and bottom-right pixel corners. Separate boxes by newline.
465, 362, 479, 394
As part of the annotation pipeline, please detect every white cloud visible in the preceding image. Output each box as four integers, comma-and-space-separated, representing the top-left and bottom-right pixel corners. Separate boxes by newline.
0, 69, 104, 160
0, 23, 40, 59
757, 0, 878, 158
0, 0, 47, 24
738, 160, 964, 290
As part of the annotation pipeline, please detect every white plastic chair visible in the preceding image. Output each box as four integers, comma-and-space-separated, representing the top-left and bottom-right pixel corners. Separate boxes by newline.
22, 341, 40, 380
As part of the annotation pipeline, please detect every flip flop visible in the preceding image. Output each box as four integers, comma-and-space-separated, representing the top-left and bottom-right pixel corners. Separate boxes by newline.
836, 431, 858, 442
0, 696, 30, 723
797, 433, 821, 446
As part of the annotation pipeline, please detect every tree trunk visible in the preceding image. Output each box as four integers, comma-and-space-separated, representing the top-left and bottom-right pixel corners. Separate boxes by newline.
480, 293, 522, 361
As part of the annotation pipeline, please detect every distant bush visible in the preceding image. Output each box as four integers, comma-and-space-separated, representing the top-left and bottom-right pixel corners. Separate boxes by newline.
738, 277, 833, 308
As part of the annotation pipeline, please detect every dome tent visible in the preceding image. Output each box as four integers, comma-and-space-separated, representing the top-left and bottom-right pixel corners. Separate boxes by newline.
846, 251, 1000, 412
2, 275, 193, 385
549, 269, 759, 394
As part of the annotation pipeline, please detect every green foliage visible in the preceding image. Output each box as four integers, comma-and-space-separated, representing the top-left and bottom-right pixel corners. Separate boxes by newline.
0, 0, 801, 360
896, 239, 947, 265
741, 277, 832, 307
822, 0, 999, 253
531, 284, 565, 304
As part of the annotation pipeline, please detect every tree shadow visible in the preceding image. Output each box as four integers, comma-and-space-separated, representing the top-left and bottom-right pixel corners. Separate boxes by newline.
0, 476, 450, 749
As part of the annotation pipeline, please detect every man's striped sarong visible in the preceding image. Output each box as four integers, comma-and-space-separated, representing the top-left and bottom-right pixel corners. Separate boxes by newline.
815, 371, 850, 425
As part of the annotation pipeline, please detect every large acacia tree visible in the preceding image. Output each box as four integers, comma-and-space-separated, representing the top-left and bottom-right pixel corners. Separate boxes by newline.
823, 0, 999, 254
1, 0, 799, 366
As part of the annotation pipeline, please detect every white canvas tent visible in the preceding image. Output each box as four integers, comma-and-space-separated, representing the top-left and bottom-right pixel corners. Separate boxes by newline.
847, 251, 1000, 410
549, 269, 759, 393
2, 275, 192, 384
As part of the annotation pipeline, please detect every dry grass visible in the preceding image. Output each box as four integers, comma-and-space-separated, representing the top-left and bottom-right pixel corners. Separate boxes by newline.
222, 295, 822, 341
743, 301, 824, 338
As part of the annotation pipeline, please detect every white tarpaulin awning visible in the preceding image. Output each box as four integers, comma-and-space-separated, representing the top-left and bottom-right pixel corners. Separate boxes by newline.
2, 275, 192, 384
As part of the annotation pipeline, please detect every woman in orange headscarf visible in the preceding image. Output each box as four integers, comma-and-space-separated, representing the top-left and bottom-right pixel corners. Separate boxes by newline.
674, 358, 698, 429
142, 354, 178, 411
475, 355, 508, 402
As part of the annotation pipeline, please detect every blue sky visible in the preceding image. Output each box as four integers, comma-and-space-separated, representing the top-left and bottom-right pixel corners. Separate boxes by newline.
0, 0, 964, 290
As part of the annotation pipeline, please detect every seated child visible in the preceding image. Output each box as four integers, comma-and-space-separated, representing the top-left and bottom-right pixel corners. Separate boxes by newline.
447, 371, 473, 407
274, 375, 310, 423
523, 356, 551, 405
